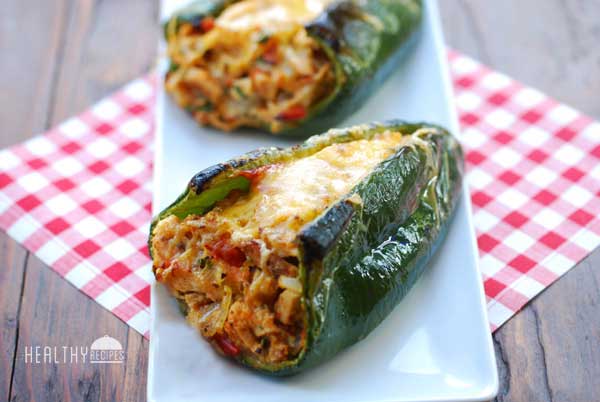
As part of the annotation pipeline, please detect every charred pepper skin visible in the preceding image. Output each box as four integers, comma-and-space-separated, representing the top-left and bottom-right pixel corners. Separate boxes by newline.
164, 0, 423, 137
149, 120, 464, 375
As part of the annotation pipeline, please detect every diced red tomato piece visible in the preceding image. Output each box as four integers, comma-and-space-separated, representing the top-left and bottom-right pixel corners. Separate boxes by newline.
261, 39, 279, 64
238, 169, 261, 182
238, 166, 270, 186
214, 334, 240, 356
249, 67, 266, 78
278, 105, 307, 121
200, 17, 215, 32
207, 238, 246, 267
298, 76, 314, 85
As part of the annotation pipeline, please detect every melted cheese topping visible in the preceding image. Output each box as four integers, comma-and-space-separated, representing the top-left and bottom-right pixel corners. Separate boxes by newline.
216, 0, 336, 30
217, 131, 410, 253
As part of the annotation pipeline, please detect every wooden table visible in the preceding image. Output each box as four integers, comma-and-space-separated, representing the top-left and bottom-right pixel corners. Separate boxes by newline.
1, 1, 599, 401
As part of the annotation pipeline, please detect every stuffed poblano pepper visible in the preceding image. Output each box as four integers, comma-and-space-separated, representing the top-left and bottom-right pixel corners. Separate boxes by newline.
149, 120, 463, 375
164, 0, 422, 135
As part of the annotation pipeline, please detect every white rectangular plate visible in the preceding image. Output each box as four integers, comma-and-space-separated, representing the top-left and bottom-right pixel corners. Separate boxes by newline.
149, 1, 498, 401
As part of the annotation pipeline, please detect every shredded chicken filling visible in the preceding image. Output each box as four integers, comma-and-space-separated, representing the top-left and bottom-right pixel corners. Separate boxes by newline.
151, 131, 411, 364
152, 213, 305, 363
164, 0, 337, 133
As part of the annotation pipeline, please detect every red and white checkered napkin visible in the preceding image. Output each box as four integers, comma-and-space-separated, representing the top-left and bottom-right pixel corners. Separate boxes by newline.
1, 52, 599, 336
448, 51, 600, 330
0, 78, 156, 336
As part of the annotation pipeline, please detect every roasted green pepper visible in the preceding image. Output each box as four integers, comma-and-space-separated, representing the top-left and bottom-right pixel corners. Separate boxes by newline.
150, 120, 463, 375
164, 0, 423, 136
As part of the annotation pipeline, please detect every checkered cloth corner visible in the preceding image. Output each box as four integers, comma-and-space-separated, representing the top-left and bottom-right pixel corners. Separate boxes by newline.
1, 51, 599, 336
448, 50, 600, 330
0, 76, 156, 336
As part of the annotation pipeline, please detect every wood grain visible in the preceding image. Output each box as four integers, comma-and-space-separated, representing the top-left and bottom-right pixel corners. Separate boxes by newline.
0, 1, 72, 400
536, 252, 600, 401
0, 237, 27, 401
1, 0, 158, 401
0, 0, 70, 148
50, 0, 158, 122
0, 0, 599, 401
10, 255, 132, 402
492, 249, 600, 402
439, 0, 600, 120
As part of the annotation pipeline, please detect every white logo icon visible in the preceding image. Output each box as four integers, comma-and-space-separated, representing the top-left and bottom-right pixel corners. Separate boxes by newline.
90, 335, 125, 364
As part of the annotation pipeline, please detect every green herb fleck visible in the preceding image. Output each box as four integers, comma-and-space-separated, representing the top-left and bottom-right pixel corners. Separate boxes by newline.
167, 62, 180, 74
199, 102, 213, 112
194, 256, 212, 269
176, 299, 189, 316
186, 102, 213, 113
258, 33, 270, 43
255, 59, 271, 70
232, 86, 247, 99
